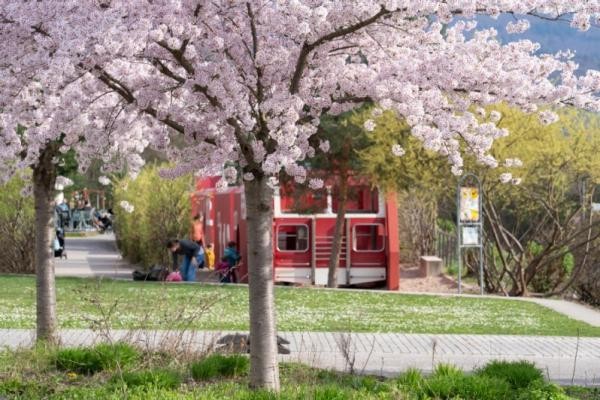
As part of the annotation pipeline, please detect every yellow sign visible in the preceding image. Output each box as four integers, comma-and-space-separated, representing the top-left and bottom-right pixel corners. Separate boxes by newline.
459, 187, 480, 222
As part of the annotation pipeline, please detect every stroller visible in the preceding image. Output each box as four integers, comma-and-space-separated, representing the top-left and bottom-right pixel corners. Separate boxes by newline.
53, 227, 67, 259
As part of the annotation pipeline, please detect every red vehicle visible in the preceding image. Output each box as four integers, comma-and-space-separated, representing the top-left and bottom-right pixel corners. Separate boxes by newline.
191, 177, 399, 290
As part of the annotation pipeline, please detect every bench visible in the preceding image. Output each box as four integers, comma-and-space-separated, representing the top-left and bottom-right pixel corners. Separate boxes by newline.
419, 256, 443, 277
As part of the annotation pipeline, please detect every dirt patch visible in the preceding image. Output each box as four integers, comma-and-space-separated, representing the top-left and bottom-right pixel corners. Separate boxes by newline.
399, 264, 480, 294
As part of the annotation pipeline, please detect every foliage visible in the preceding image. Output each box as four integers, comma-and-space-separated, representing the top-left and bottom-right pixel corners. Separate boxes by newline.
395, 362, 570, 400
190, 354, 249, 381
54, 343, 139, 375
476, 106, 600, 296
362, 104, 600, 297
0, 352, 584, 400
111, 369, 182, 390
2, 276, 600, 336
476, 360, 543, 390
113, 164, 192, 268
0, 172, 35, 273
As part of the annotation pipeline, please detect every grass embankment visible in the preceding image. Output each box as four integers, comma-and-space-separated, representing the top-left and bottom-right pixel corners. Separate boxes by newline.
0, 275, 599, 336
0, 344, 596, 399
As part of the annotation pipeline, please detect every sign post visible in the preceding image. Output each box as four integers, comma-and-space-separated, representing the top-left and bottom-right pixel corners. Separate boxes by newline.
456, 174, 484, 295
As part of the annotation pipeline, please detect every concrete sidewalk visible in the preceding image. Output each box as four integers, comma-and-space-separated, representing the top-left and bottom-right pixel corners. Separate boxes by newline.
2, 329, 599, 386
55, 233, 133, 279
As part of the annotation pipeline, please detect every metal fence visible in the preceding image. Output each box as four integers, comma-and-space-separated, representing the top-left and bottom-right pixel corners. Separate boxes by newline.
435, 228, 457, 270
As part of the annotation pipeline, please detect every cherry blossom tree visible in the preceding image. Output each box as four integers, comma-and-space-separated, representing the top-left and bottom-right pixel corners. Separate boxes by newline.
2, 0, 600, 391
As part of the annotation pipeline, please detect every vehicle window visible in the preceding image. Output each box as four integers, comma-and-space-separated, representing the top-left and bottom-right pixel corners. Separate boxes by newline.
277, 225, 309, 252
353, 224, 384, 252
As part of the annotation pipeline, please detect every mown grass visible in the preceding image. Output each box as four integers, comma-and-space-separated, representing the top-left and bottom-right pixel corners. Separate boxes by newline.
0, 346, 589, 400
0, 275, 599, 336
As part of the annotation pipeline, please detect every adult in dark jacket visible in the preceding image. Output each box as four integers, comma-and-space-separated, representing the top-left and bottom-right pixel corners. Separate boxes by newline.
166, 239, 201, 282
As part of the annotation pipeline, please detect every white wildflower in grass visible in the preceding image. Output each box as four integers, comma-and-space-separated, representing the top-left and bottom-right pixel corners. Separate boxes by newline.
512, 178, 522, 185
98, 176, 111, 186
391, 144, 405, 157
499, 173, 513, 183
119, 200, 135, 213
363, 119, 376, 131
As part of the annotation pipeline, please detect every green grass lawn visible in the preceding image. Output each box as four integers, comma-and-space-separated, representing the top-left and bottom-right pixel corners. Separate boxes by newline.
0, 275, 599, 336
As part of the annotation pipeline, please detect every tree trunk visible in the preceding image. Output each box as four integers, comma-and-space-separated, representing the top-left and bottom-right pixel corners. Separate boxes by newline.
33, 145, 59, 344
244, 176, 280, 391
327, 175, 348, 288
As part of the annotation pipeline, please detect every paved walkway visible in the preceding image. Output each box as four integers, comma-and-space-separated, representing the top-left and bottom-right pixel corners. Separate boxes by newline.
1, 329, 599, 386
527, 298, 600, 328
55, 233, 133, 279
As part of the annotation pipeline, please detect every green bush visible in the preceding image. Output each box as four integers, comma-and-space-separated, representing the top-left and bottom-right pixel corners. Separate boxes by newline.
113, 164, 192, 269
111, 369, 182, 390
0, 172, 35, 273
190, 354, 249, 381
517, 381, 571, 400
477, 360, 544, 390
55, 343, 139, 374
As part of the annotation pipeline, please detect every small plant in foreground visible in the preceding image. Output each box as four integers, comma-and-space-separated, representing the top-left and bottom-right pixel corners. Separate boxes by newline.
396, 368, 425, 391
426, 373, 512, 400
54, 342, 139, 374
111, 368, 182, 390
477, 360, 544, 390
190, 354, 249, 381
432, 363, 463, 378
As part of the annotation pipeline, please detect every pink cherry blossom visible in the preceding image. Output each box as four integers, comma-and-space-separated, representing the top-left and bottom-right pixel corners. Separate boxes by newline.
0, 1, 599, 191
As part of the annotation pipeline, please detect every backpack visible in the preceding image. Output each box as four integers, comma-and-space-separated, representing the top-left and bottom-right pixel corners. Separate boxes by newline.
132, 265, 168, 281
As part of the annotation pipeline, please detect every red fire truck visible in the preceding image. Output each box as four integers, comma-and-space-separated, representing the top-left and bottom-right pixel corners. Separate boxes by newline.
191, 177, 399, 290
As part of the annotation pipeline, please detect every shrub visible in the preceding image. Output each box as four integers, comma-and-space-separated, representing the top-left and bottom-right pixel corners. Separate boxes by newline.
0, 173, 35, 273
111, 369, 182, 390
55, 343, 139, 374
476, 360, 544, 390
190, 354, 249, 381
517, 381, 571, 400
113, 164, 192, 269
425, 374, 512, 400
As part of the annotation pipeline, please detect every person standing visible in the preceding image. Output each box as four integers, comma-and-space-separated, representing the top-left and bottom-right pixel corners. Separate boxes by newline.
223, 241, 241, 283
204, 243, 215, 270
192, 214, 204, 246
166, 239, 201, 282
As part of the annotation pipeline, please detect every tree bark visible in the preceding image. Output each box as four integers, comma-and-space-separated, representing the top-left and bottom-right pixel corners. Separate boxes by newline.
244, 176, 280, 391
327, 174, 348, 288
33, 144, 59, 344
